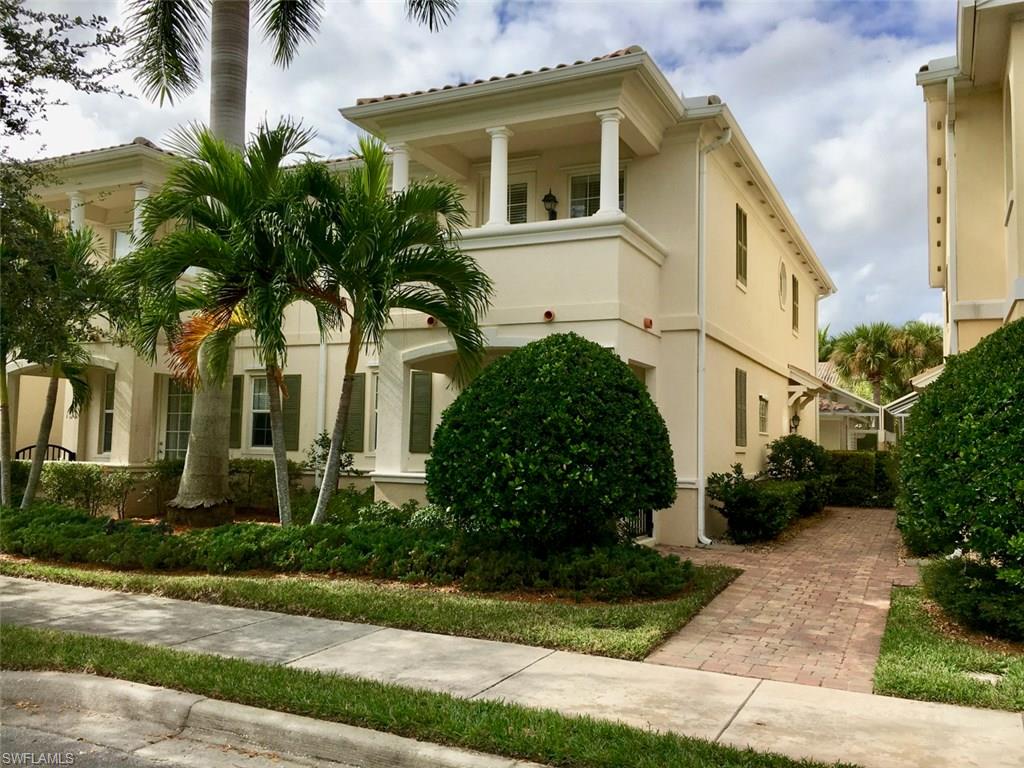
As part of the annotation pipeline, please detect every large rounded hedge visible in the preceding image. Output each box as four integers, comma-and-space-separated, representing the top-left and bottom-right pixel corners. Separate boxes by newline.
426, 333, 676, 551
898, 318, 1024, 588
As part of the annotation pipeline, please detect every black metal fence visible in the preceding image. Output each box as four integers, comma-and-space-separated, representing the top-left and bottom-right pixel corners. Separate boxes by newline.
14, 444, 76, 462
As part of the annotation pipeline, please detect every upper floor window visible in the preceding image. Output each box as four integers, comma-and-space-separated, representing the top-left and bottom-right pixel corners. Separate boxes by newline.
112, 230, 132, 261
778, 261, 788, 308
792, 275, 800, 332
735, 205, 748, 285
569, 171, 624, 218
508, 182, 529, 225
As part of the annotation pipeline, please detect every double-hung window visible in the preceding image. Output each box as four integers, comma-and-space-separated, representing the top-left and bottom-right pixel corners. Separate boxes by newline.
569, 171, 624, 218
250, 378, 272, 448
164, 379, 193, 459
758, 395, 769, 435
792, 275, 800, 332
99, 373, 115, 454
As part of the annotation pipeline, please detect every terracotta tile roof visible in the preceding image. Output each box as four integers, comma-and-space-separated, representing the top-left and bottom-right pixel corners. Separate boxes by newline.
44, 136, 172, 163
355, 45, 644, 106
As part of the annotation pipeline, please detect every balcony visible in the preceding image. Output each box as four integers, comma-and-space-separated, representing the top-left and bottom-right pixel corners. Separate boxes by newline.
458, 212, 667, 328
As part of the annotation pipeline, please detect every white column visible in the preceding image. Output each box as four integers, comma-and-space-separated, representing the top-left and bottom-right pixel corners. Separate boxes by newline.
485, 126, 513, 226
595, 109, 624, 216
68, 192, 85, 232
132, 184, 150, 243
371, 337, 405, 476
391, 143, 410, 192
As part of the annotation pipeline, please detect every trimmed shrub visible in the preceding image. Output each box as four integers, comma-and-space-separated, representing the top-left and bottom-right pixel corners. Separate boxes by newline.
922, 559, 1024, 641
291, 485, 374, 526
765, 435, 833, 517
898, 319, 1024, 588
228, 458, 305, 513
707, 465, 803, 543
427, 333, 676, 552
0, 502, 696, 602
874, 449, 899, 508
827, 451, 876, 507
11, 460, 30, 503
40, 462, 106, 515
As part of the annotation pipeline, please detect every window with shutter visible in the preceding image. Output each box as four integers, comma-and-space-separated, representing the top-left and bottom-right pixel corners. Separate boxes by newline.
283, 374, 301, 451
229, 376, 243, 449
99, 373, 115, 453
508, 182, 528, 224
735, 368, 748, 447
250, 377, 272, 447
736, 205, 748, 285
409, 371, 433, 454
792, 275, 800, 331
341, 373, 366, 453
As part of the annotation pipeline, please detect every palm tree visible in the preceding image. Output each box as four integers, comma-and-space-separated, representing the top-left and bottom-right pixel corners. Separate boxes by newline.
817, 324, 834, 363
126, 0, 458, 515
303, 137, 493, 525
830, 322, 899, 405
115, 120, 338, 525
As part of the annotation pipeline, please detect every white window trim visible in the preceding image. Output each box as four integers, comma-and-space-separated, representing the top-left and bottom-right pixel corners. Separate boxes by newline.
758, 394, 770, 435
368, 371, 379, 457
98, 372, 115, 456
161, 376, 194, 460
566, 167, 626, 219
480, 170, 537, 225
248, 375, 274, 452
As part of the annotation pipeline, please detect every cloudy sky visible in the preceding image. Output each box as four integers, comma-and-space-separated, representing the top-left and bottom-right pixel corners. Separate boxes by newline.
17, 0, 957, 332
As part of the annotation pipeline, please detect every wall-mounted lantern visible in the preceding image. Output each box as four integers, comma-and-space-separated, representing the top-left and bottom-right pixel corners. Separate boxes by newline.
542, 189, 558, 220
789, 413, 801, 433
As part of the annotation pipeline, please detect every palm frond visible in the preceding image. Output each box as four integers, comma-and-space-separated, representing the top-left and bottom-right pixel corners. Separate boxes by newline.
254, 0, 324, 66
405, 0, 458, 32
127, 0, 209, 104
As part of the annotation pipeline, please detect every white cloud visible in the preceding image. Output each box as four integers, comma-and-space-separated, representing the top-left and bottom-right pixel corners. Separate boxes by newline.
16, 0, 957, 332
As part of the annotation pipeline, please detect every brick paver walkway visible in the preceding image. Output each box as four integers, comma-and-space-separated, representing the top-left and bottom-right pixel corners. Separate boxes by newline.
648, 507, 916, 693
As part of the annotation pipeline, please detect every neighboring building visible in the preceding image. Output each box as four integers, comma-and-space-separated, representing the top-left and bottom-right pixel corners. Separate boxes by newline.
10, 46, 834, 546
917, 0, 1024, 355
816, 362, 896, 450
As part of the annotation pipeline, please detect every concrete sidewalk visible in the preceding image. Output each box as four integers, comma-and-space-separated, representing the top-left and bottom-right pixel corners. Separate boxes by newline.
2, 575, 1022, 768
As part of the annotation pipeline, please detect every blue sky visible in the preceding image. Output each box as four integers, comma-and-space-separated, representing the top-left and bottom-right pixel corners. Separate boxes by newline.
20, 0, 959, 333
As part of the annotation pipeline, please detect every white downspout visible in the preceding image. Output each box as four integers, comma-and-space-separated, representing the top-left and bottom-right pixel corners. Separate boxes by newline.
315, 339, 327, 487
946, 75, 959, 354
696, 126, 732, 546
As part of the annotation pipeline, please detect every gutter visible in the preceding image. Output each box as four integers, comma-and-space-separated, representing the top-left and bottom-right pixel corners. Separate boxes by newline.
946, 75, 959, 354
696, 126, 732, 547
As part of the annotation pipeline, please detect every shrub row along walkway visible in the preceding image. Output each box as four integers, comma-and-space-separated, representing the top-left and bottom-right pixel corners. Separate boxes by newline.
2, 575, 1021, 768
650, 507, 916, 692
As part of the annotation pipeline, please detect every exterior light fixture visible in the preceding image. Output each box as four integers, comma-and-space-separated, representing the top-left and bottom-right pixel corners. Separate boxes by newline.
789, 414, 801, 433
542, 189, 558, 220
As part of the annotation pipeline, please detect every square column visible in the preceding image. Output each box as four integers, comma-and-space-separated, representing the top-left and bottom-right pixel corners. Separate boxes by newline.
371, 337, 405, 475
132, 185, 150, 244
68, 192, 85, 232
391, 143, 410, 192
595, 109, 624, 216
485, 127, 513, 226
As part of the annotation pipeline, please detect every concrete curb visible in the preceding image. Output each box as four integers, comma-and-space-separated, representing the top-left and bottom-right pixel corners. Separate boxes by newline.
1, 671, 546, 768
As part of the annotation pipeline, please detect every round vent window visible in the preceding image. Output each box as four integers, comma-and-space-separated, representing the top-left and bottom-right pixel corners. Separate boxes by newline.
778, 261, 788, 308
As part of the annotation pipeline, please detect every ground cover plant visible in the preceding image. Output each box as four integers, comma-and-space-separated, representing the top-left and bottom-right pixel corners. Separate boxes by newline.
427, 333, 676, 552
0, 500, 700, 603
0, 560, 737, 660
0, 625, 851, 768
875, 585, 1023, 712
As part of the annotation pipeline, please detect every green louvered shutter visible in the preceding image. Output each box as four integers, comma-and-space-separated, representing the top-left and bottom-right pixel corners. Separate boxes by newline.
409, 371, 433, 454
283, 374, 301, 451
735, 368, 747, 447
229, 375, 243, 449
342, 373, 366, 453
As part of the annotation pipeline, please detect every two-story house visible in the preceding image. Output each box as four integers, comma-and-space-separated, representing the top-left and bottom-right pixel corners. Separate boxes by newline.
11, 46, 834, 546
917, 0, 1024, 354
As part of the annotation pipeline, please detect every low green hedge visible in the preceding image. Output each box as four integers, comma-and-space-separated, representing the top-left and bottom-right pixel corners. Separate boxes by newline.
0, 502, 694, 603
922, 559, 1024, 641
827, 450, 897, 507
707, 465, 803, 543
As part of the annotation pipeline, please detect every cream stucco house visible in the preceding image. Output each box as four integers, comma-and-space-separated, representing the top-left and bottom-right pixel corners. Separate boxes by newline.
11, 46, 835, 546
918, 0, 1024, 355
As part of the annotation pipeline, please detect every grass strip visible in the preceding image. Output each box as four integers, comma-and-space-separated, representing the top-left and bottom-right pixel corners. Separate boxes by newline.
874, 586, 1023, 711
0, 560, 737, 661
0, 624, 850, 768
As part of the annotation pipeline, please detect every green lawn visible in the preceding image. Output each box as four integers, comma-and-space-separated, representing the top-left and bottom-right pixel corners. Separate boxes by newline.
0, 625, 850, 768
874, 586, 1024, 712
0, 559, 737, 661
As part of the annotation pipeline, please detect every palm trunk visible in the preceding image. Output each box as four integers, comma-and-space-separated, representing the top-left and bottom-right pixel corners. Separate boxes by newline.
209, 0, 249, 146
20, 371, 59, 509
310, 321, 362, 525
169, 0, 250, 513
266, 366, 292, 527
171, 346, 233, 509
0, 355, 12, 507
871, 379, 882, 406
